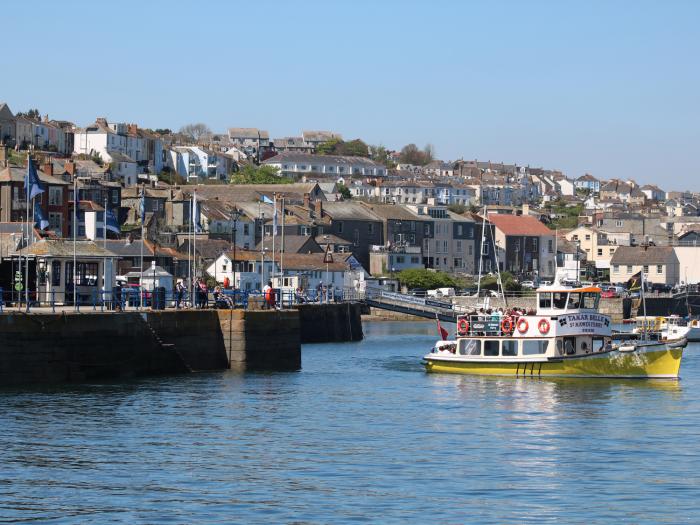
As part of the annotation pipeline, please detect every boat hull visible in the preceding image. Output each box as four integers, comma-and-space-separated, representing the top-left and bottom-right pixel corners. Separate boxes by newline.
424, 345, 684, 379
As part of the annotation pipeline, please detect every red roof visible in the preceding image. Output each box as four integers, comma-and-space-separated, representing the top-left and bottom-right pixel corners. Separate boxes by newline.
487, 214, 552, 236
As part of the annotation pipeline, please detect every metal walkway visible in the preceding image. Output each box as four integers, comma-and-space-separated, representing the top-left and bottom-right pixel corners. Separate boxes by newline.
364, 291, 463, 323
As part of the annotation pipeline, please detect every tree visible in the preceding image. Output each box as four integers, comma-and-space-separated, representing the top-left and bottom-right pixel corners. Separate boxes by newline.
179, 123, 211, 143
154, 128, 172, 135
315, 138, 369, 157
16, 109, 40, 120
337, 183, 352, 200
397, 269, 458, 289
447, 203, 467, 214
369, 144, 396, 168
398, 143, 434, 165
230, 164, 292, 185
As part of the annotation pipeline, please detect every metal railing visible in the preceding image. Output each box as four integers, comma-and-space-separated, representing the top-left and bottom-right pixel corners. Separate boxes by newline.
0, 286, 354, 314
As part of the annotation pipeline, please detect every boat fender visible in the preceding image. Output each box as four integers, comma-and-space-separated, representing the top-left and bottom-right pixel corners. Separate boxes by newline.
457, 317, 469, 335
501, 317, 514, 334
517, 318, 529, 334
538, 319, 550, 335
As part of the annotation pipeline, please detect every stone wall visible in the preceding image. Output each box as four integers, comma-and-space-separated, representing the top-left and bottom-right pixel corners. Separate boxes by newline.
296, 303, 364, 343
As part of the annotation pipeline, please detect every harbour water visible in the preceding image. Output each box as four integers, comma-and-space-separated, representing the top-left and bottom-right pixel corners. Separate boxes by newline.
2, 321, 700, 524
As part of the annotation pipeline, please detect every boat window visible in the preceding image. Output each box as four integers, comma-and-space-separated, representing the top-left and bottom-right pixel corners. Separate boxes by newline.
567, 293, 581, 309
502, 340, 518, 356
458, 339, 480, 356
552, 292, 567, 309
564, 337, 576, 355
484, 340, 499, 356
556, 339, 564, 355
582, 292, 598, 309
522, 340, 548, 355
539, 293, 552, 309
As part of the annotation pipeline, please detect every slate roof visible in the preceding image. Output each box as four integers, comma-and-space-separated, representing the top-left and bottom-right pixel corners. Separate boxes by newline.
18, 239, 115, 258
0, 166, 70, 186
264, 152, 383, 168
610, 246, 678, 265
322, 201, 382, 221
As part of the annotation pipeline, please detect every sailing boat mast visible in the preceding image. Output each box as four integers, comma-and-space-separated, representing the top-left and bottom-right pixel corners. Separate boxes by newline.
475, 207, 487, 297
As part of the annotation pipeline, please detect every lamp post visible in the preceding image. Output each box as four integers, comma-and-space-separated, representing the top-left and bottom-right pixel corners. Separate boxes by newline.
231, 208, 242, 290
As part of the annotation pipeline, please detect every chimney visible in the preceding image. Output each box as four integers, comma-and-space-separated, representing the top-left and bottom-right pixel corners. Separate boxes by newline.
42, 162, 53, 177
96, 117, 108, 127
303, 192, 311, 209
522, 203, 530, 216
128, 123, 138, 136
65, 161, 75, 176
315, 199, 323, 217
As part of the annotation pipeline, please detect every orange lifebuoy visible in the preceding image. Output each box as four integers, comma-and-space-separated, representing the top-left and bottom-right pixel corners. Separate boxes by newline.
457, 317, 469, 335
538, 319, 550, 335
517, 317, 529, 334
501, 316, 514, 334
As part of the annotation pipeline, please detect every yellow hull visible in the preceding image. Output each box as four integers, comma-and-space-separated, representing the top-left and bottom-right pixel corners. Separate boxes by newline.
424, 347, 684, 379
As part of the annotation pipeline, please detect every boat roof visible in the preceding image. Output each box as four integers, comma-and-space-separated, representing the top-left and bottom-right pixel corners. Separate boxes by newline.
536, 286, 602, 294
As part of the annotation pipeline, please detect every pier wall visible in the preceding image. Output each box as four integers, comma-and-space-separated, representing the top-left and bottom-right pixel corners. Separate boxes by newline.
0, 309, 304, 386
296, 303, 364, 343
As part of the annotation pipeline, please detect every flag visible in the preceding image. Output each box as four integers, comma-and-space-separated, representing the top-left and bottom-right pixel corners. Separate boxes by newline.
261, 194, 274, 204
24, 157, 45, 201
34, 200, 49, 230
436, 317, 449, 341
140, 189, 146, 224
272, 195, 278, 236
193, 191, 202, 233
105, 202, 121, 235
627, 271, 642, 292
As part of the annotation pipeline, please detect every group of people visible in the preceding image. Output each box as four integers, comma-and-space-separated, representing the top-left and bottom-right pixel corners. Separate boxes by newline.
174, 278, 208, 309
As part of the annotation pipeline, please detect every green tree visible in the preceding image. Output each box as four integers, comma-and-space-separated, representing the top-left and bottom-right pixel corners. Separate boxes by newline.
479, 271, 521, 291
369, 144, 397, 168
230, 164, 292, 184
316, 138, 343, 155
447, 203, 467, 214
16, 108, 40, 120
316, 138, 369, 157
397, 269, 458, 289
337, 183, 352, 200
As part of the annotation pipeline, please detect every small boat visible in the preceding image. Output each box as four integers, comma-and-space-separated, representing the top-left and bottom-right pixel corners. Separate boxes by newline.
632, 315, 700, 343
424, 277, 687, 379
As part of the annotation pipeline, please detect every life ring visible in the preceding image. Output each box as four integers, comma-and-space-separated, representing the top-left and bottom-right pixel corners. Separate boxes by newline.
501, 316, 514, 334
517, 318, 529, 334
538, 319, 550, 335
457, 317, 469, 335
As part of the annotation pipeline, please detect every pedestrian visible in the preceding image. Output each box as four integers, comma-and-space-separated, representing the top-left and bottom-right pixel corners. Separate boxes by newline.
175, 280, 185, 309
198, 279, 208, 308
262, 280, 273, 310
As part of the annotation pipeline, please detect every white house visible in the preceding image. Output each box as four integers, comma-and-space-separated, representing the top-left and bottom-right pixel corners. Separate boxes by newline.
263, 152, 386, 178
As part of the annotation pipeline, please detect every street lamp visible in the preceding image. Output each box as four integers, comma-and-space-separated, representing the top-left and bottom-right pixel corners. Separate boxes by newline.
231, 208, 242, 290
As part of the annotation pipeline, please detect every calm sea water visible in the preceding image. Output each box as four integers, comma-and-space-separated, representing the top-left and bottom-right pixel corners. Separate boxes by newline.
2, 321, 700, 524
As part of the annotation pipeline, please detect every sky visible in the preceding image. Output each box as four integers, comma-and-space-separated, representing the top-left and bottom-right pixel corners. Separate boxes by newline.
2, 0, 699, 187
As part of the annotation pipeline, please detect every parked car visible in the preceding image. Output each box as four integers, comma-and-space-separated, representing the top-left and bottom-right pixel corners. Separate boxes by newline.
650, 283, 673, 293
600, 288, 618, 298
520, 280, 535, 290
409, 288, 427, 297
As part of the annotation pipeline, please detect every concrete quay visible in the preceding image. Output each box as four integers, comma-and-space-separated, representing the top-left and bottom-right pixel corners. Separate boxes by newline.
0, 303, 364, 386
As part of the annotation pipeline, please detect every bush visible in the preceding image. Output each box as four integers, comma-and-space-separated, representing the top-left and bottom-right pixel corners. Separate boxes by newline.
397, 268, 458, 289
479, 271, 521, 291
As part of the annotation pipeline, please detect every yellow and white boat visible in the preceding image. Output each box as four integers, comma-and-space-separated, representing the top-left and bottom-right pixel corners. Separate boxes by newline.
424, 280, 687, 379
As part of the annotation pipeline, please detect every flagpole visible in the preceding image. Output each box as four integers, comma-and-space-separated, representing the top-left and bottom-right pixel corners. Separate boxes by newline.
73, 173, 77, 310
281, 197, 285, 279
272, 194, 276, 285
140, 183, 144, 310
193, 191, 197, 301
25, 154, 30, 311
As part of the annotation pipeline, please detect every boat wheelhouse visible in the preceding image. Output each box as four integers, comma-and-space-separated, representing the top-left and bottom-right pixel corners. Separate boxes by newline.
424, 281, 686, 379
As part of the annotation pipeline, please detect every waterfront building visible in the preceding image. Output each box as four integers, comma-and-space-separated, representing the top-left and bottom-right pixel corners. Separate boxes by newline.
609, 246, 679, 285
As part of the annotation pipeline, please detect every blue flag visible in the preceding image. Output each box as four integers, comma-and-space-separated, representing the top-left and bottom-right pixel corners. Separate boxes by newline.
34, 200, 49, 230
193, 192, 202, 233
24, 157, 45, 201
105, 202, 121, 235
261, 194, 274, 204
140, 189, 146, 224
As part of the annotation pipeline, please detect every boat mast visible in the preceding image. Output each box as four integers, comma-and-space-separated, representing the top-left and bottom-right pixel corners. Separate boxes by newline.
475, 207, 486, 298
491, 217, 507, 307
641, 267, 648, 341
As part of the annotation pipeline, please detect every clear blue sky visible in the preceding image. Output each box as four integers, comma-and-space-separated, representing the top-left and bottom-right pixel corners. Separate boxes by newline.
3, 0, 698, 187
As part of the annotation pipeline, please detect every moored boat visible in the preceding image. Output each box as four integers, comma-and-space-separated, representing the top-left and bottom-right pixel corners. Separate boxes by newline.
424, 279, 687, 379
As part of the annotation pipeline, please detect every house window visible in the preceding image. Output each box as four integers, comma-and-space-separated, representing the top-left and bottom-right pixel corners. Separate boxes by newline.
643, 265, 649, 274
456, 240, 462, 251
657, 265, 663, 274
411, 256, 419, 264
222, 264, 227, 272
548, 239, 553, 253
585, 234, 591, 241
609, 248, 615, 255
51, 261, 61, 286
368, 223, 374, 234
457, 225, 463, 236
112, 191, 119, 205
627, 265, 633, 273
468, 245, 473, 256
616, 220, 623, 227
597, 248, 603, 256
49, 187, 62, 205
337, 221, 343, 234
573, 235, 579, 241
243, 223, 249, 235
48, 213, 62, 231
613, 265, 619, 273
